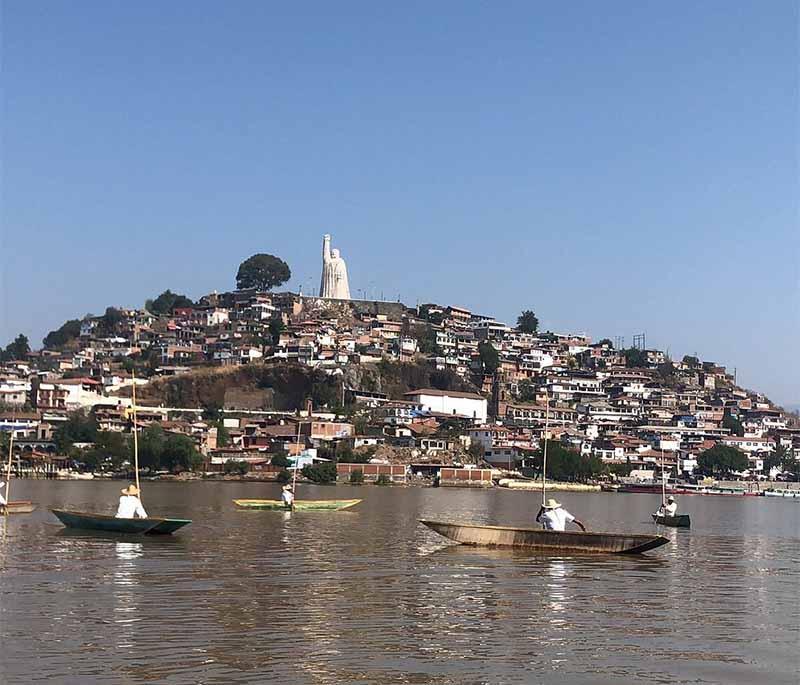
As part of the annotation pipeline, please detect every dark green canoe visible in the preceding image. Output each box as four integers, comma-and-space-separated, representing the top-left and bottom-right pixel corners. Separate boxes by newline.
51, 509, 191, 535
652, 513, 691, 528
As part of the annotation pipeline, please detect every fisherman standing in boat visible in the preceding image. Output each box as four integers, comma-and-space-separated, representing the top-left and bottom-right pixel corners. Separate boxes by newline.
536, 498, 587, 532
655, 495, 678, 518
115, 484, 148, 519
281, 484, 295, 509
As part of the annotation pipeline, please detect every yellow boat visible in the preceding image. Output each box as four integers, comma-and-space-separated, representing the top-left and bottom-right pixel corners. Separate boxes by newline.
233, 498, 362, 511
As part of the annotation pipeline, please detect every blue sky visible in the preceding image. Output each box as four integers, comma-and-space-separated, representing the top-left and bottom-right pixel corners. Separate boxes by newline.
2, 1, 798, 404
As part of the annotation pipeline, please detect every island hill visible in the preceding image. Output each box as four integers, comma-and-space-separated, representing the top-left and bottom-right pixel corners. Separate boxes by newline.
0, 250, 798, 486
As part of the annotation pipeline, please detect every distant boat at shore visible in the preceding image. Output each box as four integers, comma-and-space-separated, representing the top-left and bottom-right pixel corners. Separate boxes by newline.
763, 488, 800, 499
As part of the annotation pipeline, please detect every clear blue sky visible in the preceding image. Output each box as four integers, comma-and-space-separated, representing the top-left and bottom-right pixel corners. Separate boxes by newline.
2, 1, 798, 405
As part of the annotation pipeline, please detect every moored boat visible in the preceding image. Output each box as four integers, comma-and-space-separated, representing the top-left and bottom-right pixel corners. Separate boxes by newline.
420, 520, 669, 554
51, 509, 191, 534
1, 501, 37, 515
651, 513, 691, 528
233, 498, 362, 511
763, 488, 800, 499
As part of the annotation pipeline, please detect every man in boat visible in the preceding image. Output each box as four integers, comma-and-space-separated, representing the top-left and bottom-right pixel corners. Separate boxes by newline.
115, 484, 148, 519
0, 482, 6, 507
655, 495, 678, 518
536, 498, 587, 532
281, 484, 295, 509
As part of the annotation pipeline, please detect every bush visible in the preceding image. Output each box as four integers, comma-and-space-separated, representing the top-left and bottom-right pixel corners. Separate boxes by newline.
375, 473, 391, 486
276, 469, 293, 484
302, 462, 337, 484
349, 469, 364, 484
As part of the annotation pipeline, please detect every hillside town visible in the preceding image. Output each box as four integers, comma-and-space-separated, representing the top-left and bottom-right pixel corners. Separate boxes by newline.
1, 243, 798, 487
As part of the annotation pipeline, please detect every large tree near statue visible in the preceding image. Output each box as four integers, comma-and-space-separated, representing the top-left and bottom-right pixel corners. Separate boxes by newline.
236, 254, 291, 291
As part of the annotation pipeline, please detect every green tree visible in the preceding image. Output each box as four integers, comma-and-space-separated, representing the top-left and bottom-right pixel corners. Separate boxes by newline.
161, 433, 202, 472
349, 469, 364, 484
697, 444, 749, 476
301, 461, 337, 484
271, 453, 290, 468
531, 443, 604, 482
375, 473, 392, 486
137, 424, 167, 469
105, 306, 125, 327
236, 253, 291, 291
43, 319, 82, 349
516, 310, 539, 334
224, 460, 249, 475
478, 341, 500, 375
467, 441, 485, 463
268, 315, 285, 345
622, 348, 648, 368
276, 469, 293, 484
722, 412, 744, 437
54, 410, 98, 453
597, 338, 614, 348
147, 290, 194, 315
763, 443, 794, 475
413, 324, 442, 355
1, 334, 30, 361
78, 431, 130, 471
215, 420, 230, 447
516, 379, 537, 403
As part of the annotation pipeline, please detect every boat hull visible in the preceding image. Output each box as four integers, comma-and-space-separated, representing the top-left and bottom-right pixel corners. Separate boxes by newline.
51, 509, 191, 535
651, 513, 691, 528
1, 501, 37, 514
764, 490, 800, 498
420, 520, 669, 554
233, 498, 362, 511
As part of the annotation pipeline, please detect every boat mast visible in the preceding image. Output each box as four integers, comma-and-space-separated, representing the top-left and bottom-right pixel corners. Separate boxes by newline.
131, 368, 141, 498
661, 449, 666, 507
541, 390, 550, 506
291, 403, 304, 505
3, 425, 14, 513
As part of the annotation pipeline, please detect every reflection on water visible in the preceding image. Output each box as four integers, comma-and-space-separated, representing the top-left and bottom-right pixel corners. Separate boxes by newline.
0, 481, 798, 684
113, 541, 142, 653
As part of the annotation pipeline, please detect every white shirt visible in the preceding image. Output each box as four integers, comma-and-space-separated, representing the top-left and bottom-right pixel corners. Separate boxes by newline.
658, 502, 678, 516
0, 482, 6, 506
281, 489, 294, 506
116, 495, 148, 519
540, 507, 575, 531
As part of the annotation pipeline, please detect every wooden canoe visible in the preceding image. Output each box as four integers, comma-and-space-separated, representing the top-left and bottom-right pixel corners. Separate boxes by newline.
51, 509, 191, 535
233, 498, 362, 511
652, 513, 691, 528
1, 500, 37, 515
420, 520, 669, 554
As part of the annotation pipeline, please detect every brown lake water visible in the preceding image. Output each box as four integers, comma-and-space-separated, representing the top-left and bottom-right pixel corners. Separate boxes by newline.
1, 480, 798, 684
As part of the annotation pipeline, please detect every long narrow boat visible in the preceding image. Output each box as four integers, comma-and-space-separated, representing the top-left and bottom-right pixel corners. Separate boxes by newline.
763, 488, 800, 499
420, 520, 669, 554
51, 509, 191, 535
1, 501, 37, 515
651, 513, 691, 528
233, 498, 362, 511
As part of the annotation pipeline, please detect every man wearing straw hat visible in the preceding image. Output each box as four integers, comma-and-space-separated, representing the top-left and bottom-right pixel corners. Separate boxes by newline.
115, 484, 148, 519
536, 498, 587, 532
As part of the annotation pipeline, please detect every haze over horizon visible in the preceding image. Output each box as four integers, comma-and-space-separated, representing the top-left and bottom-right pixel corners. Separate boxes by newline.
2, 2, 798, 405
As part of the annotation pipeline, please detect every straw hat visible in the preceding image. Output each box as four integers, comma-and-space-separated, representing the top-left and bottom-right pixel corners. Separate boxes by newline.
543, 498, 562, 509
667, 495, 675, 502
282, 484, 293, 491
121, 484, 140, 496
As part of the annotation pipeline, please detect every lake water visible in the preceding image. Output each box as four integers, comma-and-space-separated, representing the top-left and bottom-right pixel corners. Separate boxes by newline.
1, 480, 798, 684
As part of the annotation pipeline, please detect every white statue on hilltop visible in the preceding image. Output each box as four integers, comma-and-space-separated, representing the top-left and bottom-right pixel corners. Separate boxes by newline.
319, 234, 351, 299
